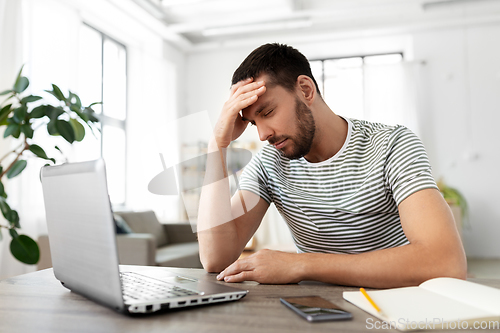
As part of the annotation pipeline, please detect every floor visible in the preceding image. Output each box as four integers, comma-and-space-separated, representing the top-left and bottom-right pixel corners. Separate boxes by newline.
467, 258, 500, 279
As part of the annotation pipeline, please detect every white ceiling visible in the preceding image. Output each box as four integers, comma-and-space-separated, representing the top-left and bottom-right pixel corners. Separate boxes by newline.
132, 0, 500, 47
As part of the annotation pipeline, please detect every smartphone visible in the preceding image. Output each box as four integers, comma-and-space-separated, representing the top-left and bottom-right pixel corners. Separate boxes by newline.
280, 296, 353, 322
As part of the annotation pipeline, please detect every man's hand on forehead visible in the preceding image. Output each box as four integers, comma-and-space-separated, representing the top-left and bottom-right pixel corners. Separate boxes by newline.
231, 77, 265, 95
212, 77, 266, 148
230, 77, 253, 93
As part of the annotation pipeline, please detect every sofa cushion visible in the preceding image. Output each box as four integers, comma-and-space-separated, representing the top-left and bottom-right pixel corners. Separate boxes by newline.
114, 214, 133, 234
115, 210, 168, 247
155, 242, 202, 268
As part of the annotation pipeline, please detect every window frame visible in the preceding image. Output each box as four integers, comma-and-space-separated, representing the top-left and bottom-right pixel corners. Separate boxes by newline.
82, 23, 128, 207
309, 52, 404, 98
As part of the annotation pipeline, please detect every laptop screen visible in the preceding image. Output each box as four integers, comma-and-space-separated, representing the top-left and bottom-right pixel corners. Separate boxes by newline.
41, 159, 124, 311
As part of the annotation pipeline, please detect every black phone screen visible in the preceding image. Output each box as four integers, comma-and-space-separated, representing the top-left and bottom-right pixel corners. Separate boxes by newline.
280, 296, 353, 322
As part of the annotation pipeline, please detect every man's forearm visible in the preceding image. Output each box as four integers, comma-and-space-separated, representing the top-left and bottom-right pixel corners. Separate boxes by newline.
297, 241, 467, 288
197, 140, 243, 272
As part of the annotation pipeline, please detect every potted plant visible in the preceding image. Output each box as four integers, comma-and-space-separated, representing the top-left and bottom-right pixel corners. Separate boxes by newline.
0, 66, 100, 265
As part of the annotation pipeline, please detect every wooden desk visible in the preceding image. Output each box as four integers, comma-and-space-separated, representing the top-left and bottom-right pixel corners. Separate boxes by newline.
1, 266, 499, 333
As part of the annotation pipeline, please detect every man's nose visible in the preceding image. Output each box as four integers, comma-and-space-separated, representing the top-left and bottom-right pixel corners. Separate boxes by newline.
257, 124, 273, 142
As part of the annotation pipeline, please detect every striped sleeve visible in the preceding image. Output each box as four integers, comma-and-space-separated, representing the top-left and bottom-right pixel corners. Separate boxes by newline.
238, 150, 273, 204
384, 126, 438, 205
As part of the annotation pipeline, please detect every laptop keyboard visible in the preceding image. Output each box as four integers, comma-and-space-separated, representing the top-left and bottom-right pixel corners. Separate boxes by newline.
120, 272, 199, 302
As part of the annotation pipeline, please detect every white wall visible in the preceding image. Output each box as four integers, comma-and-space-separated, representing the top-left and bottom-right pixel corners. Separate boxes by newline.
413, 24, 500, 258
184, 23, 500, 257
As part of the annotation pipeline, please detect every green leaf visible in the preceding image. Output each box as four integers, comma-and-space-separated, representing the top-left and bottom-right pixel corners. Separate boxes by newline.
74, 109, 89, 122
84, 107, 99, 123
6, 160, 27, 179
45, 84, 66, 102
6, 210, 20, 228
54, 145, 62, 154
0, 89, 13, 96
13, 77, 29, 94
29, 144, 48, 158
10, 234, 40, 265
0, 197, 11, 216
69, 118, 85, 141
47, 120, 58, 135
13, 105, 27, 123
69, 91, 82, 108
29, 144, 55, 163
15, 65, 25, 84
9, 227, 18, 239
30, 105, 47, 118
3, 123, 21, 138
88, 102, 102, 107
21, 123, 34, 139
21, 95, 43, 104
0, 103, 12, 124
0, 175, 5, 199
84, 106, 100, 123
56, 119, 75, 143
46, 105, 64, 120
12, 126, 21, 138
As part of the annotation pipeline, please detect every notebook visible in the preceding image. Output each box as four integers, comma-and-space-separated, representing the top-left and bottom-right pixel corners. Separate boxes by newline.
40, 158, 248, 314
343, 277, 500, 331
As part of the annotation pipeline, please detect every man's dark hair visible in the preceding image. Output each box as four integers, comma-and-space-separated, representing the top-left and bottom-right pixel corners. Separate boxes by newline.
231, 43, 321, 96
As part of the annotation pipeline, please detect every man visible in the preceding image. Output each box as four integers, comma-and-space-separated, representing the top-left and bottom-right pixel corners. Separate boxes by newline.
197, 43, 466, 288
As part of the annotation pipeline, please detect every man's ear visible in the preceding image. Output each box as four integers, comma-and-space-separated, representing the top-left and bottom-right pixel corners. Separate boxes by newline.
296, 75, 316, 106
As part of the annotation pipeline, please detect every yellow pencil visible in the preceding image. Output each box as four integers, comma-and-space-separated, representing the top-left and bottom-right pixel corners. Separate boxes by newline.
360, 288, 386, 317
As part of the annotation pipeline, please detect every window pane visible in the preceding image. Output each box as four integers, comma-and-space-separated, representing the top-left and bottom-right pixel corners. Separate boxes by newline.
323, 58, 364, 120
364, 54, 403, 65
334, 57, 363, 68
78, 25, 102, 114
103, 38, 127, 120
73, 123, 102, 161
102, 125, 126, 204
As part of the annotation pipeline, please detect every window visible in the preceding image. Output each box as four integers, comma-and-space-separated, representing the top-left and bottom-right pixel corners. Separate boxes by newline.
78, 24, 127, 206
310, 53, 403, 121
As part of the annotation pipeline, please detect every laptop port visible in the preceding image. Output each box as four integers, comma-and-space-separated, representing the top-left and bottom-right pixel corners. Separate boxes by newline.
191, 299, 198, 304
201, 298, 209, 303
178, 301, 186, 305
146, 305, 153, 311
161, 303, 170, 310
212, 296, 225, 301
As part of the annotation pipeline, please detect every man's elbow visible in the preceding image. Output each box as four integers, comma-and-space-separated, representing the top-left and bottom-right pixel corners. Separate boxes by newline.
200, 254, 231, 273
444, 257, 467, 280
436, 250, 468, 280
202, 260, 225, 274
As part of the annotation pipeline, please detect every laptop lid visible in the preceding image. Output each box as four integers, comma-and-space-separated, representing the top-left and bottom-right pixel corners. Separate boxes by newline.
41, 159, 125, 312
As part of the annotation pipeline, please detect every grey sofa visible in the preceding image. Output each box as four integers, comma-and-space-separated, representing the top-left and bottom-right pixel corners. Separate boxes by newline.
114, 210, 202, 268
37, 210, 202, 270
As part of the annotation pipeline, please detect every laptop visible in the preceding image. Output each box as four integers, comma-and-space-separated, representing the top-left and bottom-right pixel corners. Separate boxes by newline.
40, 158, 248, 314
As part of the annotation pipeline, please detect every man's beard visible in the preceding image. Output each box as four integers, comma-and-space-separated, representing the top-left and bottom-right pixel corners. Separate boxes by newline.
271, 97, 316, 160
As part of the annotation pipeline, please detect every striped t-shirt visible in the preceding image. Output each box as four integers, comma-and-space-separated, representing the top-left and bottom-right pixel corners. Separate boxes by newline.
238, 117, 438, 254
